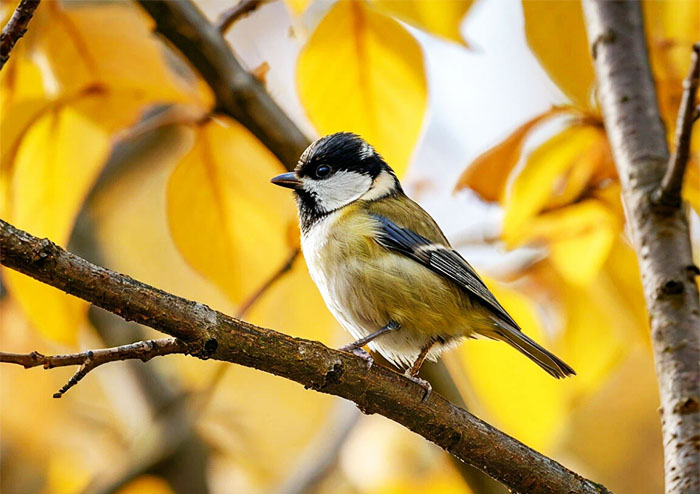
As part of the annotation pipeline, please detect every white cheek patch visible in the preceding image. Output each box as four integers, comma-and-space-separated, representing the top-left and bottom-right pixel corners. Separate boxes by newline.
303, 171, 372, 212
359, 142, 375, 159
360, 170, 397, 201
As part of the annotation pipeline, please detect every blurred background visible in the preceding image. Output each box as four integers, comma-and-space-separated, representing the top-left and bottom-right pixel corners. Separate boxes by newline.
1, 0, 698, 493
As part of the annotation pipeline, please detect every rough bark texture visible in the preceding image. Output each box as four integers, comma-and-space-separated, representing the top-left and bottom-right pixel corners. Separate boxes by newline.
0, 0, 40, 69
582, 3, 700, 493
0, 219, 612, 494
136, 0, 309, 170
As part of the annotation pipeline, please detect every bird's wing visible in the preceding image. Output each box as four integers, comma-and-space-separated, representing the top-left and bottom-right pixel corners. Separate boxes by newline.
371, 213, 520, 330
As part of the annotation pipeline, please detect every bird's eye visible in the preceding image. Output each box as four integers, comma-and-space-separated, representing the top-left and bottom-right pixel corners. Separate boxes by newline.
315, 165, 331, 178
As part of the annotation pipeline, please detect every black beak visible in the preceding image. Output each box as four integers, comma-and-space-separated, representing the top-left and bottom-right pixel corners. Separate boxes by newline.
271, 172, 302, 190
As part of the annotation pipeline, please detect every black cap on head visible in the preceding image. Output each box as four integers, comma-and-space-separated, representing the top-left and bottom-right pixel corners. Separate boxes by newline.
295, 132, 391, 180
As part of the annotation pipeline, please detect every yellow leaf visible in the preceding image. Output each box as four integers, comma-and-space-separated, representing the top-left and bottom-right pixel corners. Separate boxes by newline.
89, 124, 234, 313
522, 0, 594, 108
643, 1, 699, 138
283, 0, 312, 15
37, 3, 204, 106
541, 200, 621, 286
683, 156, 699, 215
458, 278, 567, 450
167, 117, 297, 305
542, 134, 612, 211
46, 451, 91, 494
2, 102, 111, 343
0, 98, 54, 217
643, 0, 699, 82
0, 44, 45, 109
297, 0, 427, 175
454, 107, 569, 200
116, 476, 174, 494
503, 125, 604, 244
373, 0, 474, 45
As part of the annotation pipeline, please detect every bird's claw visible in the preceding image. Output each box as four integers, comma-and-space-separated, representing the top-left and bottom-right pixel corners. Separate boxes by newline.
339, 346, 373, 368
405, 372, 432, 402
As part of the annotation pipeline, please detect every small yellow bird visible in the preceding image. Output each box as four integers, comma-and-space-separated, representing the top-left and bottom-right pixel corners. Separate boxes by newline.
272, 133, 575, 395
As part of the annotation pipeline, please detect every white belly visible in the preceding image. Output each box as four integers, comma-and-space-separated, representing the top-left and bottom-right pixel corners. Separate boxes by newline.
300, 212, 448, 368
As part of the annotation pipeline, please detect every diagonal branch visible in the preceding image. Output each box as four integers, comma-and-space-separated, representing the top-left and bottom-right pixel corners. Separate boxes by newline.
0, 0, 41, 70
0, 219, 611, 494
582, 3, 700, 494
0, 338, 187, 397
135, 0, 309, 171
655, 42, 700, 208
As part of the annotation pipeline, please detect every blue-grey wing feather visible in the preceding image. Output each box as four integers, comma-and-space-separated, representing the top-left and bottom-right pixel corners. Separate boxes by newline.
371, 214, 520, 330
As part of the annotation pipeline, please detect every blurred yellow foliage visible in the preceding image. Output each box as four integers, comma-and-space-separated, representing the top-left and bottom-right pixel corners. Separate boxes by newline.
2, 103, 110, 342
522, 0, 594, 109
116, 475, 174, 494
297, 0, 427, 174
167, 117, 297, 306
373, 0, 474, 45
0, 0, 207, 343
0, 0, 690, 493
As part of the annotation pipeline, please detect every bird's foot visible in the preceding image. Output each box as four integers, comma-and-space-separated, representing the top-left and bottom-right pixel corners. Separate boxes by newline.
339, 345, 373, 368
404, 371, 432, 402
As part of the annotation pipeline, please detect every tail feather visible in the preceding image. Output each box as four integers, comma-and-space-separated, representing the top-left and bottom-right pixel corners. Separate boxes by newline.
495, 326, 576, 379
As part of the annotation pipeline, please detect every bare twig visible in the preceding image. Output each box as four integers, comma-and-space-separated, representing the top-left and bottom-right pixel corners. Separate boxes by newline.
278, 402, 361, 494
215, 0, 271, 34
583, 3, 700, 494
136, 0, 309, 171
0, 0, 40, 70
1, 338, 187, 397
655, 42, 700, 208
237, 248, 300, 317
0, 219, 611, 494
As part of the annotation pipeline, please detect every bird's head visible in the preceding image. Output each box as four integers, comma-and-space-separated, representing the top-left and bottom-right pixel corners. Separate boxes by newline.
271, 133, 402, 225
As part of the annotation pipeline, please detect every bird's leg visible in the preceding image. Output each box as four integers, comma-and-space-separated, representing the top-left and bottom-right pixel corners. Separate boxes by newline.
339, 320, 400, 365
404, 340, 435, 402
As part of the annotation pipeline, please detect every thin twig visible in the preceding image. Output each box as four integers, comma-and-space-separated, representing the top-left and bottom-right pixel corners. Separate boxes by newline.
0, 0, 41, 70
0, 219, 612, 494
583, 3, 700, 493
237, 248, 300, 317
278, 402, 361, 494
655, 42, 700, 208
190, 249, 302, 421
0, 338, 188, 397
215, 0, 271, 34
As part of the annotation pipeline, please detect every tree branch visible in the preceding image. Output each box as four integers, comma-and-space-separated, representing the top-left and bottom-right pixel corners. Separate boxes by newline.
582, 3, 700, 494
136, 0, 309, 171
0, 0, 40, 70
655, 42, 700, 208
0, 338, 187, 398
215, 0, 272, 34
0, 219, 611, 494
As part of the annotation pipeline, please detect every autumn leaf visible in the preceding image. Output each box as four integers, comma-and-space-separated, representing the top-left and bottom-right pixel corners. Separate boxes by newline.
502, 125, 605, 245
167, 117, 297, 305
372, 0, 474, 45
458, 277, 568, 450
1, 101, 111, 343
116, 476, 174, 494
537, 198, 621, 286
37, 2, 205, 106
283, 0, 312, 15
521, 0, 595, 109
297, 0, 427, 175
454, 107, 570, 200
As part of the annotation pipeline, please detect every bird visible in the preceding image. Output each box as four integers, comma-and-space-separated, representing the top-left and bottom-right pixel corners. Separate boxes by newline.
271, 132, 575, 397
